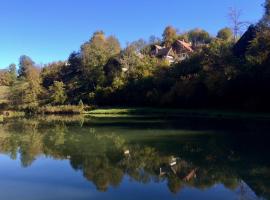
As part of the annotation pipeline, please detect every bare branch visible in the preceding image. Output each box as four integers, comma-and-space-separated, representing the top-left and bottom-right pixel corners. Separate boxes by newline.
228, 7, 250, 42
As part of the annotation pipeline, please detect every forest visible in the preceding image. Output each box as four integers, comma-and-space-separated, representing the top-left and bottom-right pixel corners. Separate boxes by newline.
1, 0, 270, 113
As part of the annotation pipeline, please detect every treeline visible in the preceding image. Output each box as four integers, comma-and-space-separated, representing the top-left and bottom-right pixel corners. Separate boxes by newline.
1, 0, 270, 112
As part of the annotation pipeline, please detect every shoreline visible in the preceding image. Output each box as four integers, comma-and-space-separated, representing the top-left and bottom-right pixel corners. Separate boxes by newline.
85, 108, 270, 120
2, 107, 270, 120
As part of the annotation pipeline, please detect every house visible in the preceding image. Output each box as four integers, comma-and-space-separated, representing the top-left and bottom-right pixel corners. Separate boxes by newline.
151, 40, 194, 63
233, 25, 258, 57
152, 46, 175, 63
172, 40, 194, 61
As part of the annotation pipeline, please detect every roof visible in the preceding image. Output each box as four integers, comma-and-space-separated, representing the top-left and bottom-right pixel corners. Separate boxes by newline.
175, 40, 194, 52
233, 25, 258, 57
154, 45, 163, 50
157, 47, 172, 57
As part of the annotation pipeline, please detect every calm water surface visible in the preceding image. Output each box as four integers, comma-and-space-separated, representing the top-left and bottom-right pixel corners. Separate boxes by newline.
0, 116, 269, 200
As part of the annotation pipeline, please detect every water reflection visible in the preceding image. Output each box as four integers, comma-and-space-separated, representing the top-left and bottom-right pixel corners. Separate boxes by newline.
0, 116, 270, 200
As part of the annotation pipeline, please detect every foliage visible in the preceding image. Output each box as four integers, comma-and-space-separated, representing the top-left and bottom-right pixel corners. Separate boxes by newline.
187, 28, 212, 48
49, 81, 67, 105
2, 0, 270, 112
217, 27, 233, 41
162, 26, 177, 47
0, 86, 10, 110
0, 64, 17, 86
260, 0, 270, 27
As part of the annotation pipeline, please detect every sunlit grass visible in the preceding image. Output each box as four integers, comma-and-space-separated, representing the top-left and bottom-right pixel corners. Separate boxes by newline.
85, 107, 270, 119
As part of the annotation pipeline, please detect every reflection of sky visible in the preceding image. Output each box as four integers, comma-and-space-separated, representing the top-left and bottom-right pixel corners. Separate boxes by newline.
0, 154, 262, 200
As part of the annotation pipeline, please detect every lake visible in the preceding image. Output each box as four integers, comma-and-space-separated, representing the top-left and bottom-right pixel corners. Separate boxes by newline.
0, 115, 269, 200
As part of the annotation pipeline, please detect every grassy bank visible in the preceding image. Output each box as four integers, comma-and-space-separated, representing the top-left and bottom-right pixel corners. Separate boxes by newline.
36, 105, 84, 115
2, 106, 270, 120
85, 107, 270, 120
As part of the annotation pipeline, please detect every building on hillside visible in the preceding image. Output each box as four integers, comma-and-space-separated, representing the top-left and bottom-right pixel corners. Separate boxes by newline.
172, 40, 194, 61
151, 40, 194, 64
233, 25, 258, 57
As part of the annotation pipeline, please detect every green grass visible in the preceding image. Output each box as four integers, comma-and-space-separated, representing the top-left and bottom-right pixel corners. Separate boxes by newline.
85, 107, 270, 119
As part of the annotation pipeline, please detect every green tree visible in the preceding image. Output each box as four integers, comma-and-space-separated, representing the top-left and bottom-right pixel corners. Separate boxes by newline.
41, 61, 65, 89
9, 79, 40, 110
188, 29, 211, 47
217, 28, 233, 41
49, 81, 67, 105
80, 31, 121, 92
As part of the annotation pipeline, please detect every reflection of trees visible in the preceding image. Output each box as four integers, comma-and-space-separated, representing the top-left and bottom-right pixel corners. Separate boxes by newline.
0, 120, 44, 167
0, 119, 269, 199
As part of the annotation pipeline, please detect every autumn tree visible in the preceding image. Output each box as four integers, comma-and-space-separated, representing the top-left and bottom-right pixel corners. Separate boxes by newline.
0, 64, 16, 86
10, 56, 41, 111
18, 55, 36, 78
162, 26, 177, 47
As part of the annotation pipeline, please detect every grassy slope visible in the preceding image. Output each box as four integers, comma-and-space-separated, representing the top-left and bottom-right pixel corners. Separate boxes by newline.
85, 107, 270, 119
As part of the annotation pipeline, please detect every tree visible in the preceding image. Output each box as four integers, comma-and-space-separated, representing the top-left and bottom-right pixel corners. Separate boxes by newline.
228, 7, 249, 42
49, 81, 67, 105
9, 79, 41, 110
80, 31, 121, 92
217, 28, 233, 41
103, 57, 122, 85
130, 39, 148, 53
149, 35, 161, 45
106, 36, 121, 57
18, 55, 35, 78
41, 61, 65, 89
187, 29, 211, 47
260, 0, 270, 27
10, 56, 41, 111
162, 26, 177, 47
8, 64, 17, 82
0, 64, 16, 86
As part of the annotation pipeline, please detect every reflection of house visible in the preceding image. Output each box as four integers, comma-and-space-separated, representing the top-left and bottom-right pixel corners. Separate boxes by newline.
151, 40, 194, 64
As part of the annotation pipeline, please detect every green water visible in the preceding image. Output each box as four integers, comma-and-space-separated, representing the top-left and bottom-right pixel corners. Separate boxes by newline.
0, 116, 269, 200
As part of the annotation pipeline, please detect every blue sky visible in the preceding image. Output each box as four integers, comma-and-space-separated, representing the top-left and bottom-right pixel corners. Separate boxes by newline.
0, 0, 265, 68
